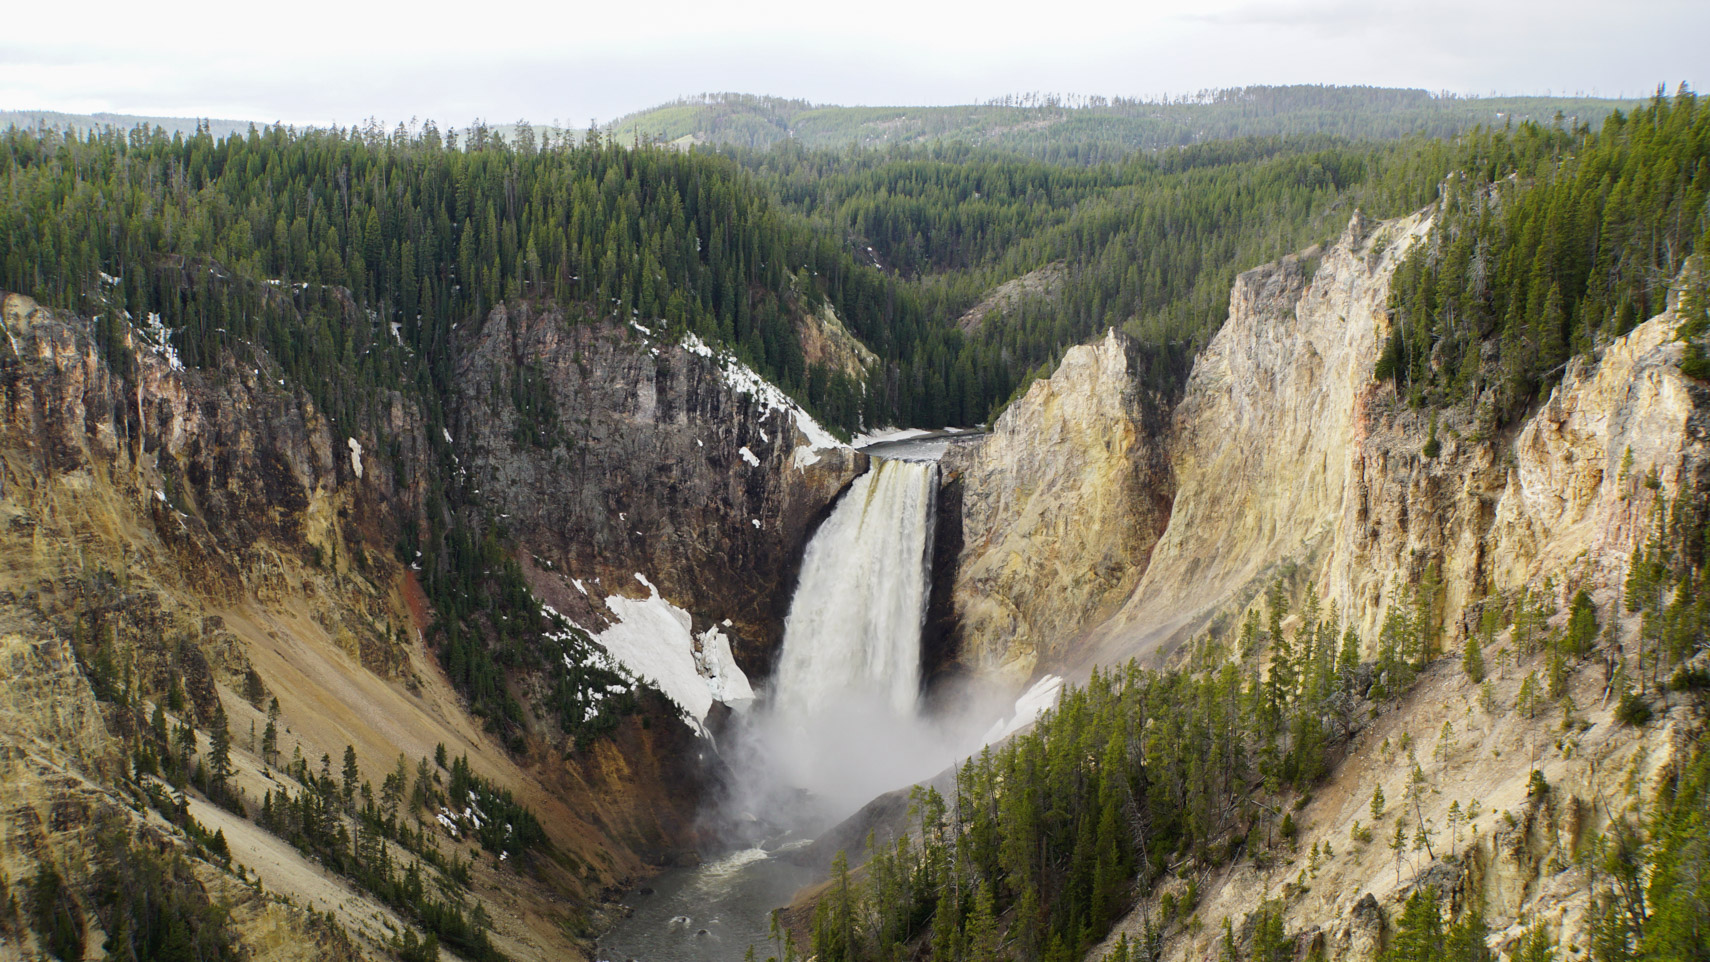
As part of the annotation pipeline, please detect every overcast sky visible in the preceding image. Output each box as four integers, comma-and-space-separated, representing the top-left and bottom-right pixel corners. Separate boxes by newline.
3, 0, 1704, 128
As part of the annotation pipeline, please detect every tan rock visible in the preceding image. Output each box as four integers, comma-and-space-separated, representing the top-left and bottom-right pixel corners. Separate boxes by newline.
797, 299, 878, 380
1086, 212, 1433, 662
943, 329, 1170, 679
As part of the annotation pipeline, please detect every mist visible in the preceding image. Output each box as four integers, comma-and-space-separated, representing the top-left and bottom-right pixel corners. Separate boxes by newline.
707, 669, 1075, 856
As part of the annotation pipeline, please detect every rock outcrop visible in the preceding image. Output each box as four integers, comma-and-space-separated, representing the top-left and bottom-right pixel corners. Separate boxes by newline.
1089, 213, 1436, 661
452, 304, 863, 670
941, 330, 1170, 680
945, 209, 1707, 674
798, 300, 878, 380
1485, 306, 1704, 589
956, 263, 1067, 334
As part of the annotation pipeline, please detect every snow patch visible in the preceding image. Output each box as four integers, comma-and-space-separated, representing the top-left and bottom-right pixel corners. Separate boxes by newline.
138, 312, 183, 371
680, 333, 844, 452
739, 446, 760, 467
695, 624, 754, 711
791, 445, 822, 470
574, 574, 756, 727
980, 675, 1065, 747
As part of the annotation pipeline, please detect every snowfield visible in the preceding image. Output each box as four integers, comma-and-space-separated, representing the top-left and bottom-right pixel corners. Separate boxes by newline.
560, 573, 754, 730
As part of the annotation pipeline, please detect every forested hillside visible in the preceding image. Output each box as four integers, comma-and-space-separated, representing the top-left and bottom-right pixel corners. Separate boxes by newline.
731, 135, 1449, 414
787, 88, 1710, 962
6, 92, 1703, 740
0, 116, 1449, 438
4, 77, 1709, 962
611, 87, 1639, 162
17, 92, 1677, 444
1381, 89, 1709, 421
0, 108, 253, 140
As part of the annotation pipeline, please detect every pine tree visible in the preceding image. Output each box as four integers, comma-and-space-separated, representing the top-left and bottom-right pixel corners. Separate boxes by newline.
209, 703, 233, 798
1518, 672, 1542, 719
1391, 818, 1410, 883
1389, 889, 1446, 962
342, 745, 361, 812
965, 880, 1000, 962
1564, 589, 1598, 657
1515, 921, 1556, 962
262, 697, 280, 766
1462, 631, 1485, 683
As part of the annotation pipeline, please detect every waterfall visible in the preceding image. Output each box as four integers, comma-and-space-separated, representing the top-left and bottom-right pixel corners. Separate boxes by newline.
770, 457, 939, 720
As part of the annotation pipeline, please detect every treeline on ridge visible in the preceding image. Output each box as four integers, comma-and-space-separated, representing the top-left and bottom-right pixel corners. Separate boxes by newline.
1381, 87, 1709, 424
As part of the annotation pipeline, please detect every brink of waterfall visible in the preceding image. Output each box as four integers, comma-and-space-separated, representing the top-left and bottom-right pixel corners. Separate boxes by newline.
770, 457, 939, 720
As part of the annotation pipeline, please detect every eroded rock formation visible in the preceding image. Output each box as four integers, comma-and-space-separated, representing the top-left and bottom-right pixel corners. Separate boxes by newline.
940, 330, 1170, 680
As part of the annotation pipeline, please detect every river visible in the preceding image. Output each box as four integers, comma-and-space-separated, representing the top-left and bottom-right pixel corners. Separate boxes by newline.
595, 840, 818, 962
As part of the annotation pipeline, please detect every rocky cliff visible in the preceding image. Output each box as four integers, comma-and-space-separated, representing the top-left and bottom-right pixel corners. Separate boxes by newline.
1088, 211, 1436, 661
0, 288, 863, 960
939, 330, 1170, 680
0, 290, 436, 959
452, 303, 862, 674
797, 300, 878, 381
946, 208, 1706, 673
933, 211, 1710, 960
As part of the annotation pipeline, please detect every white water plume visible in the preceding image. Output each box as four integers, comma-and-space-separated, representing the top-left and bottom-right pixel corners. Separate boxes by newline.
771, 457, 938, 719
716, 455, 1062, 835
719, 457, 968, 827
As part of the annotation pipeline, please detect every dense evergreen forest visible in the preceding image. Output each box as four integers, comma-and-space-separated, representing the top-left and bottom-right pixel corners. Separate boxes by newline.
725, 134, 1450, 411
12, 90, 1690, 447
4, 88, 1706, 755
1381, 88, 1710, 422
0, 113, 1448, 434
5, 81, 1709, 962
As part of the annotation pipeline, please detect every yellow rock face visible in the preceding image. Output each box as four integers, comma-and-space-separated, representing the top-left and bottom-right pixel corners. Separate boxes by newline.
944, 328, 1171, 680
955, 208, 1703, 679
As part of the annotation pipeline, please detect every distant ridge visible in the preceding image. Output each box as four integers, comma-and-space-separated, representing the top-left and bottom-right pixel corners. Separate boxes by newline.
5, 84, 1650, 160
0, 109, 579, 150
0, 108, 259, 139
609, 86, 1646, 161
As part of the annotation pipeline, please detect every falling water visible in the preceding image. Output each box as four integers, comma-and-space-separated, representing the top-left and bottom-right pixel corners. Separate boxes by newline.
601, 451, 1029, 962
770, 457, 939, 720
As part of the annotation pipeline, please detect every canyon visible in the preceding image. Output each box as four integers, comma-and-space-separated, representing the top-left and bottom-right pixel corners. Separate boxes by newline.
0, 203, 1704, 962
